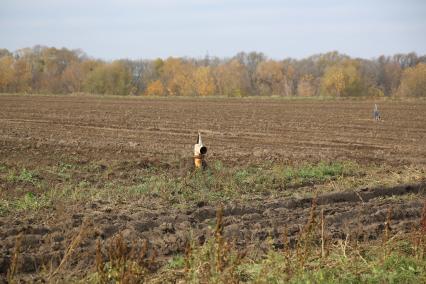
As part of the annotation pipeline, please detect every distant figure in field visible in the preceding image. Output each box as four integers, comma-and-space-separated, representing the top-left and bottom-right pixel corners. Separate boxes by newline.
373, 104, 381, 121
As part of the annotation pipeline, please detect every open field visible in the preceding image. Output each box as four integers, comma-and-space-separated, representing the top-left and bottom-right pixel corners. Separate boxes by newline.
1, 95, 426, 166
0, 95, 426, 282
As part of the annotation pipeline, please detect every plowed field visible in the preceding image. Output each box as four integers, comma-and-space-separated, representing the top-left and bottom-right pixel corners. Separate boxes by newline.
0, 95, 425, 282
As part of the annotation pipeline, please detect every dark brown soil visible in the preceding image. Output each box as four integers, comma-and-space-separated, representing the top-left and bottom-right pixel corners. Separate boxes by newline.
1, 95, 425, 168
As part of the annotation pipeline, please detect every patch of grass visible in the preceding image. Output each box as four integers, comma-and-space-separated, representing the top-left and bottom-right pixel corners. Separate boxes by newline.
282, 161, 359, 186
58, 162, 74, 172
7, 168, 40, 185
0, 201, 9, 215
9, 159, 424, 215
133, 174, 183, 201
53, 161, 363, 208
55, 162, 74, 181
0, 163, 7, 173
167, 255, 185, 269
14, 192, 47, 210
4, 160, 422, 215
238, 247, 426, 283
0, 192, 51, 215
82, 163, 108, 174
78, 180, 91, 188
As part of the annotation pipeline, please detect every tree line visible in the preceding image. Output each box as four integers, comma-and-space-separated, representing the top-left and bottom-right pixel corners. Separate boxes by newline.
0, 46, 425, 97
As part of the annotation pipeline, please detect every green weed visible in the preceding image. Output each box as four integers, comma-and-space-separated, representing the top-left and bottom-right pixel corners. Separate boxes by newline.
0, 163, 7, 173
282, 161, 359, 186
56, 162, 74, 181
7, 168, 40, 185
78, 180, 91, 188
0, 192, 51, 215
168, 255, 185, 269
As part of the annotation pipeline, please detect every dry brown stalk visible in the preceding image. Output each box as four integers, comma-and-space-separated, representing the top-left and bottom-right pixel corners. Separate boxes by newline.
108, 233, 127, 273
148, 247, 158, 269
409, 200, 426, 261
49, 222, 87, 279
282, 226, 293, 277
308, 196, 317, 228
95, 239, 107, 284
321, 208, 325, 258
7, 233, 23, 284
140, 239, 148, 264
184, 241, 192, 274
215, 205, 225, 273
383, 207, 393, 244
380, 207, 393, 261
296, 197, 318, 269
354, 190, 365, 204
282, 225, 289, 256
420, 199, 426, 232
339, 233, 350, 258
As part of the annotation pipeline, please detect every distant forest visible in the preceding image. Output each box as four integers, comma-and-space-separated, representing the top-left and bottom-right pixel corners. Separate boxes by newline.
0, 46, 425, 97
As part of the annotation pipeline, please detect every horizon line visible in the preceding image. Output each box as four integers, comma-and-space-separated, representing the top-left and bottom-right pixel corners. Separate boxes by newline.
2, 45, 425, 62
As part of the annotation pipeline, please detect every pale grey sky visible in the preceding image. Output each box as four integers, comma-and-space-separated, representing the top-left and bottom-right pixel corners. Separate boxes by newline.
0, 0, 425, 60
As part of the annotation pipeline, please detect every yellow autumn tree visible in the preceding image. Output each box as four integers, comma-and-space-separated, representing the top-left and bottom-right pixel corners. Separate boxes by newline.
13, 56, 33, 93
145, 80, 165, 96
321, 60, 364, 97
193, 66, 216, 96
160, 58, 195, 96
0, 55, 14, 92
396, 63, 426, 97
83, 60, 132, 96
255, 60, 291, 96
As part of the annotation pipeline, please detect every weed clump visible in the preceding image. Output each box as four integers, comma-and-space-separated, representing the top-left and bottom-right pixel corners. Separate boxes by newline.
92, 234, 159, 283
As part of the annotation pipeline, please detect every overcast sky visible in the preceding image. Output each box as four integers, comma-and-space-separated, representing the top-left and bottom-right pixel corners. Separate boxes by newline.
1, 0, 425, 60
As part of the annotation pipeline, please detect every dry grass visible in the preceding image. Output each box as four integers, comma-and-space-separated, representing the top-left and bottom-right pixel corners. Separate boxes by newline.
6, 234, 23, 284
49, 221, 89, 279
93, 233, 159, 283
